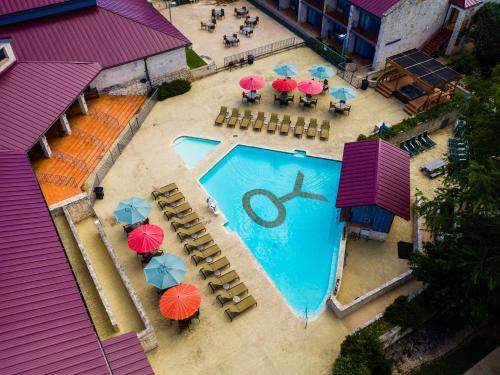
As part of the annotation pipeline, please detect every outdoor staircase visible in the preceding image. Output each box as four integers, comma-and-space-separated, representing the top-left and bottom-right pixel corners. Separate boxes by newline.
403, 90, 450, 115
421, 28, 452, 56
375, 75, 413, 98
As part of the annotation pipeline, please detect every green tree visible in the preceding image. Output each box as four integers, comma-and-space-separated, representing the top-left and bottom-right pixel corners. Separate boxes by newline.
469, 2, 500, 75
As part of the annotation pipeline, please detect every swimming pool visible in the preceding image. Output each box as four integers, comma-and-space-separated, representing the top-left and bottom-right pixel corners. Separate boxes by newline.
200, 145, 343, 318
173, 136, 220, 168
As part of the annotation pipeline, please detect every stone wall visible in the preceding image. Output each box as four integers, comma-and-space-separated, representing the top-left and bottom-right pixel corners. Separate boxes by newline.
146, 48, 187, 82
50, 193, 92, 222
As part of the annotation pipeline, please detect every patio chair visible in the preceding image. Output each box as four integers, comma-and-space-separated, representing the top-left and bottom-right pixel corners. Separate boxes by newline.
280, 115, 291, 135
267, 113, 278, 133
253, 112, 265, 131
201, 21, 207, 30
221, 9, 225, 18
247, 29, 253, 37
209, 270, 241, 293
294, 117, 305, 138
139, 249, 164, 266
306, 118, 318, 138
329, 101, 336, 113
423, 131, 436, 147
240, 110, 252, 129
274, 94, 281, 105
287, 95, 294, 104
171, 212, 199, 230
255, 93, 261, 103
163, 202, 192, 220
199, 257, 231, 279
310, 98, 318, 107
224, 295, 257, 321
184, 233, 214, 253
320, 120, 330, 141
157, 192, 185, 209
176, 223, 206, 241
190, 244, 222, 265
151, 183, 178, 199
214, 106, 228, 126
227, 108, 239, 127
216, 282, 247, 304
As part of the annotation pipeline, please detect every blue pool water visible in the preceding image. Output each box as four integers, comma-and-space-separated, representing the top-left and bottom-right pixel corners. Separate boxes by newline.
200, 145, 343, 318
173, 137, 220, 168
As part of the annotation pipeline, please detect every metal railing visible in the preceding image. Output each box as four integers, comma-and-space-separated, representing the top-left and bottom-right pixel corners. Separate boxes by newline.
38, 172, 78, 188
89, 108, 120, 129
53, 150, 90, 172
73, 127, 106, 151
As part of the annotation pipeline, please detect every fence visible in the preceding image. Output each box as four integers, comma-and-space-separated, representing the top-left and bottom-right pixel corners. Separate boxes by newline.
89, 108, 120, 129
191, 61, 217, 80
53, 150, 90, 172
38, 172, 79, 188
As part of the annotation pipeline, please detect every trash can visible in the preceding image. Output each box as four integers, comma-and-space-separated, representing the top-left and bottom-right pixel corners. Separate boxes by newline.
361, 77, 369, 90
247, 54, 254, 65
94, 186, 104, 200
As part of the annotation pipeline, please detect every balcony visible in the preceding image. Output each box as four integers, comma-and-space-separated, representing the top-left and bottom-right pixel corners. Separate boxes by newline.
351, 24, 379, 44
325, 6, 348, 26
302, 0, 324, 12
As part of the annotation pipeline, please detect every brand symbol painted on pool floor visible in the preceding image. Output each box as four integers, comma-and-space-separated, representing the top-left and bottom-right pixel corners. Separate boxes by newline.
242, 171, 328, 228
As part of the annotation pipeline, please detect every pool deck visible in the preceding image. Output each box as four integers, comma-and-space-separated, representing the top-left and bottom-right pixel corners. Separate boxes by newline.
90, 47, 447, 374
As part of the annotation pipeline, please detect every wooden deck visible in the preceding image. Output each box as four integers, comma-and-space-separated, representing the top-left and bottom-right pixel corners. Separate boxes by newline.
32, 94, 146, 205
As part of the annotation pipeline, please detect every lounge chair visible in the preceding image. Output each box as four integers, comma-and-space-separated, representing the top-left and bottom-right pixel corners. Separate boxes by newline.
199, 256, 230, 279
224, 295, 257, 321
306, 118, 318, 138
320, 120, 330, 141
240, 110, 252, 129
209, 270, 240, 293
163, 202, 192, 220
184, 233, 214, 253
227, 108, 239, 127
157, 192, 185, 209
423, 131, 436, 147
294, 117, 305, 138
177, 223, 206, 241
216, 282, 247, 304
190, 244, 222, 265
151, 183, 178, 199
267, 113, 278, 133
171, 212, 199, 230
253, 112, 265, 131
214, 106, 228, 126
280, 115, 291, 135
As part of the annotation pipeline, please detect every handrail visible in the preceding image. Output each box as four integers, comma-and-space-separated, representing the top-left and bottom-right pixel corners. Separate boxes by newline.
73, 127, 106, 151
89, 108, 120, 129
38, 172, 78, 188
53, 150, 90, 172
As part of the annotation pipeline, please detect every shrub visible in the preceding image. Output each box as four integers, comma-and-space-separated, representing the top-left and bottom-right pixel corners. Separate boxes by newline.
157, 79, 191, 101
384, 295, 426, 330
357, 134, 367, 141
332, 356, 370, 375
449, 52, 477, 75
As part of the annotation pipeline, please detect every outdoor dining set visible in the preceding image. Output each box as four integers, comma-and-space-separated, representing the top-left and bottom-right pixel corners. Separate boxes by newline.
201, 6, 259, 42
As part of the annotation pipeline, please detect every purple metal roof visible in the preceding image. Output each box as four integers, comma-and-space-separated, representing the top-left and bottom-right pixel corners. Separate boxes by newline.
0, 0, 190, 69
102, 333, 154, 375
0, 61, 101, 152
350, 0, 401, 17
336, 139, 411, 220
0, 0, 68, 16
449, 0, 482, 8
0, 150, 111, 375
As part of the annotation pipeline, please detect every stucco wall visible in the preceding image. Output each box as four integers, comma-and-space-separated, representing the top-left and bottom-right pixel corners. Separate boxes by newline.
146, 47, 187, 82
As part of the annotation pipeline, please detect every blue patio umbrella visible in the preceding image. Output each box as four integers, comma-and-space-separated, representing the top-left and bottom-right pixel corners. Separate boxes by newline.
308, 65, 335, 79
113, 197, 151, 225
329, 86, 357, 101
273, 63, 299, 77
144, 254, 186, 290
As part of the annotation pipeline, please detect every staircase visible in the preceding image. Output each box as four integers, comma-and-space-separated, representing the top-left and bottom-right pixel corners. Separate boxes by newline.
376, 75, 413, 98
403, 90, 450, 115
421, 28, 452, 56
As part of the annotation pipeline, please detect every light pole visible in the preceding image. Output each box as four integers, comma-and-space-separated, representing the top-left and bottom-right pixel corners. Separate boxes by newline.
167, 1, 176, 23
337, 33, 349, 66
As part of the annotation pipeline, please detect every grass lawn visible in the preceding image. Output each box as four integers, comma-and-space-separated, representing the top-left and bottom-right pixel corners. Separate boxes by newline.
186, 48, 207, 69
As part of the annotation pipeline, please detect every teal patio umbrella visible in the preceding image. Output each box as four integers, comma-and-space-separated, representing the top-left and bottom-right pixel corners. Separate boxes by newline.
330, 86, 357, 101
144, 254, 186, 290
273, 63, 298, 77
308, 65, 335, 79
113, 197, 151, 225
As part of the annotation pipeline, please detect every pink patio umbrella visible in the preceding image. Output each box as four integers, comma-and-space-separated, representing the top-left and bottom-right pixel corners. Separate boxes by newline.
297, 79, 323, 95
239, 75, 265, 91
272, 78, 297, 92
128, 224, 164, 254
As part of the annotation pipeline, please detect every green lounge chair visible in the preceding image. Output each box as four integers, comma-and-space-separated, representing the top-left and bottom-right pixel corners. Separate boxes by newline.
240, 110, 252, 129
280, 115, 291, 135
214, 106, 228, 126
227, 108, 239, 127
151, 183, 178, 199
253, 112, 264, 131
190, 244, 222, 265
216, 282, 247, 304
177, 223, 206, 241
320, 120, 330, 140
157, 192, 185, 209
171, 212, 199, 230
184, 233, 214, 253
199, 256, 230, 279
294, 117, 305, 138
224, 295, 257, 321
306, 118, 318, 138
163, 202, 192, 220
209, 271, 240, 293
267, 113, 278, 133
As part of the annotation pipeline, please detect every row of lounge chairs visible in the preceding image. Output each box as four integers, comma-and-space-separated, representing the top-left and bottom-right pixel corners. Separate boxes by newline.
399, 132, 436, 157
214, 107, 330, 140
448, 138, 468, 161
151, 183, 257, 321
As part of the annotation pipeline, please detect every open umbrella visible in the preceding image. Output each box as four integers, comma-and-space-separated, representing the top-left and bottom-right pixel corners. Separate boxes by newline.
128, 224, 164, 254
273, 63, 298, 77
160, 283, 201, 321
272, 78, 297, 92
330, 86, 357, 101
144, 254, 186, 290
308, 65, 335, 79
297, 80, 323, 95
239, 75, 265, 91
114, 197, 151, 225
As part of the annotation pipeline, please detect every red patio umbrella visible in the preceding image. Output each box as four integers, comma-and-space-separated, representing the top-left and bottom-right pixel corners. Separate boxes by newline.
272, 78, 297, 92
160, 284, 201, 320
239, 75, 265, 91
128, 224, 164, 254
297, 79, 323, 95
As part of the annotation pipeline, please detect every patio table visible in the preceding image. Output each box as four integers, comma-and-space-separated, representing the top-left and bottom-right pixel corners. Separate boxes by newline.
223, 283, 230, 290
214, 270, 221, 276
226, 36, 238, 45
236, 8, 248, 16
241, 26, 252, 35
421, 159, 445, 171
206, 21, 215, 31
245, 17, 257, 26
212, 9, 223, 17
335, 102, 348, 110
245, 91, 257, 99
233, 296, 241, 303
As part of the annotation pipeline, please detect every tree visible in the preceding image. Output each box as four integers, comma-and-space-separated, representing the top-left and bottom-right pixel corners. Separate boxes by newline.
469, 2, 500, 75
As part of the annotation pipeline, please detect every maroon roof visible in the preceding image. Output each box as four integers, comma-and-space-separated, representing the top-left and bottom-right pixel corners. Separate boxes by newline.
0, 0, 190, 69
449, 0, 482, 8
336, 139, 410, 220
350, 0, 401, 17
0, 150, 111, 375
102, 333, 154, 375
0, 0, 68, 16
0, 61, 101, 152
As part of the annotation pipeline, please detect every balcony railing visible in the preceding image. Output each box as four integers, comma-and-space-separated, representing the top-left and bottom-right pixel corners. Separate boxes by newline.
302, 0, 324, 12
324, 6, 348, 26
351, 24, 379, 44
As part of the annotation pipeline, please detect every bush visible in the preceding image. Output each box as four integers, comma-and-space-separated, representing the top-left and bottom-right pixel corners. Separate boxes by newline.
449, 52, 477, 75
332, 356, 370, 375
357, 134, 367, 141
157, 79, 191, 101
384, 295, 427, 330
